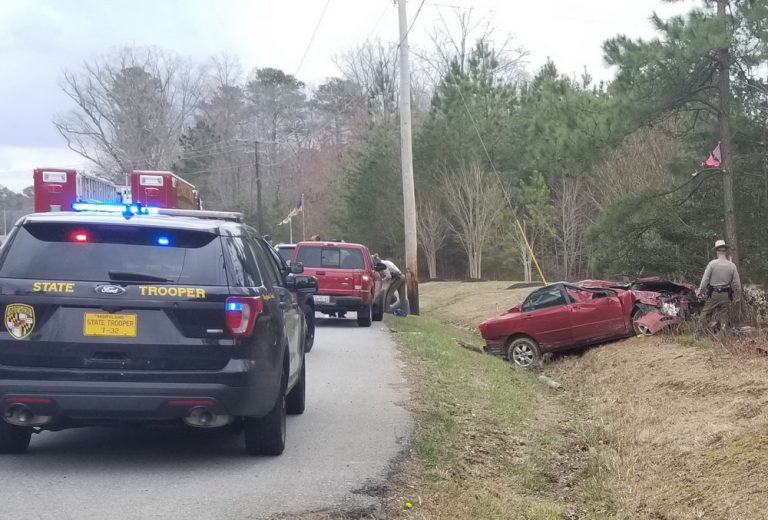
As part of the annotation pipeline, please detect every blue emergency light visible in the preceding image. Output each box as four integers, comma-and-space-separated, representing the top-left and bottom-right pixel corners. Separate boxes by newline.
71, 201, 159, 218
157, 236, 170, 246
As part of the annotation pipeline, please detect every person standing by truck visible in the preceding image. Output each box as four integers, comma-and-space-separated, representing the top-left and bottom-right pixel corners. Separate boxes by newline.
697, 239, 741, 330
373, 254, 409, 315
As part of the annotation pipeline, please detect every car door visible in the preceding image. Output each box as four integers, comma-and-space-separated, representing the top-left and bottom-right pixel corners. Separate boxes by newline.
518, 285, 573, 350
565, 286, 626, 344
250, 234, 301, 382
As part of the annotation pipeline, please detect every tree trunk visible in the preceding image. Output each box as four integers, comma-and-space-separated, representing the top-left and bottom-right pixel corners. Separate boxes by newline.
427, 251, 437, 279
717, 0, 739, 266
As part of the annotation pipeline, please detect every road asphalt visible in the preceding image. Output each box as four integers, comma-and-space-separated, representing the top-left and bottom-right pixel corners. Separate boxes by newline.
0, 317, 412, 519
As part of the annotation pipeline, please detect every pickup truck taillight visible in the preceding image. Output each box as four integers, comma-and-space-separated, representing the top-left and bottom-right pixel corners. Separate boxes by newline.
225, 297, 263, 337
353, 271, 363, 290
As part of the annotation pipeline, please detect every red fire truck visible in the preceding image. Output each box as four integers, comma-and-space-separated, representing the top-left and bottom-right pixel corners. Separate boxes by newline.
33, 168, 121, 213
130, 170, 201, 210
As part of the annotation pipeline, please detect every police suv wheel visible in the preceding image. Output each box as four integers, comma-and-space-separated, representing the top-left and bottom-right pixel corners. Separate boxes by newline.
286, 358, 306, 415
0, 421, 32, 454
244, 384, 287, 456
304, 311, 315, 353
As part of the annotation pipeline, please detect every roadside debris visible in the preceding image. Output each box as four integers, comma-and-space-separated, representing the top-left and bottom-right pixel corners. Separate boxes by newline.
506, 282, 544, 290
538, 375, 562, 390
455, 339, 484, 354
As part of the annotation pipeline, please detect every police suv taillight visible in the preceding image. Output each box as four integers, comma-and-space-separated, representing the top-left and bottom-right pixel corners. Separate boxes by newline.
225, 297, 263, 337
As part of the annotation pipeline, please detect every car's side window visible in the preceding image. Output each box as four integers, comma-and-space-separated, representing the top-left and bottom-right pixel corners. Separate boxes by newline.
522, 286, 567, 311
250, 237, 282, 289
565, 287, 594, 303
224, 237, 261, 287
264, 240, 289, 274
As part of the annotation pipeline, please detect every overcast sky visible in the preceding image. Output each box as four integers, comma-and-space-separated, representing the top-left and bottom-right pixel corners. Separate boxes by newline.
0, 0, 691, 192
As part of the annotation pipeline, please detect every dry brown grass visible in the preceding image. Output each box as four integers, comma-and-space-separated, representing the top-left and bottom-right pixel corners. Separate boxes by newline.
417, 281, 535, 331
547, 336, 768, 520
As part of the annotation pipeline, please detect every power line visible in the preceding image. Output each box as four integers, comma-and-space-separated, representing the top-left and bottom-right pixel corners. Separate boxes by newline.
397, 0, 427, 50
364, 2, 393, 44
295, 0, 332, 77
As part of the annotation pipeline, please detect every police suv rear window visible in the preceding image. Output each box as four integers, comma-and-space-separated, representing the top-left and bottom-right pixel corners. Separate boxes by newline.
297, 246, 365, 269
0, 223, 227, 286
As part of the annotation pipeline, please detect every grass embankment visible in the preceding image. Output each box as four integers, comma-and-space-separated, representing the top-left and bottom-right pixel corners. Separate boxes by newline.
389, 281, 768, 520
384, 286, 612, 520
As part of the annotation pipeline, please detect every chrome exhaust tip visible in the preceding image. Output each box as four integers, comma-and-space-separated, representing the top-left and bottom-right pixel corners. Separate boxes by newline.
183, 406, 231, 428
4, 404, 53, 427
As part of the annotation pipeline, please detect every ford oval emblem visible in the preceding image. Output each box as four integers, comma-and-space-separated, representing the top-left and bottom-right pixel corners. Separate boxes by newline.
94, 284, 126, 296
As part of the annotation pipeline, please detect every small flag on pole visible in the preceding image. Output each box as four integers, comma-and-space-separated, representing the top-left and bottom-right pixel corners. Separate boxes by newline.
278, 195, 304, 225
700, 142, 722, 169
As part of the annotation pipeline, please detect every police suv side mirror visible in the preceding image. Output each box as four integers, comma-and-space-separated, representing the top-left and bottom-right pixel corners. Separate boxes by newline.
291, 262, 304, 274
374, 262, 388, 272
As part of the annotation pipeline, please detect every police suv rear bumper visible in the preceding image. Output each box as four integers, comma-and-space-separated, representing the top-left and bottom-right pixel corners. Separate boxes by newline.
0, 363, 280, 424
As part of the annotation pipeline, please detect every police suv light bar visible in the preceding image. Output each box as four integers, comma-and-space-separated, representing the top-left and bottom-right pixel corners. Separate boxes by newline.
71, 202, 243, 222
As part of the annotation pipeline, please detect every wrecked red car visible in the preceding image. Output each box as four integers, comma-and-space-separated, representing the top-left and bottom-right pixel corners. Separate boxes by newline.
478, 279, 697, 367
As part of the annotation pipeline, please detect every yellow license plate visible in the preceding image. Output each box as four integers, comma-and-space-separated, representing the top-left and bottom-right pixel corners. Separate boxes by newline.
83, 313, 137, 337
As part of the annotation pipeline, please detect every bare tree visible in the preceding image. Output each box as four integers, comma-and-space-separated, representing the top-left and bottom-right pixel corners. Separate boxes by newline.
443, 160, 504, 279
586, 126, 681, 213
334, 41, 399, 122
417, 195, 449, 279
54, 47, 204, 178
551, 176, 590, 280
413, 8, 528, 88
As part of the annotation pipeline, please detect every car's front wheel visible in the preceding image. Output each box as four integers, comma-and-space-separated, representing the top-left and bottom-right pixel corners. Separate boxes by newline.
357, 303, 372, 327
506, 337, 541, 368
631, 307, 651, 336
0, 421, 32, 454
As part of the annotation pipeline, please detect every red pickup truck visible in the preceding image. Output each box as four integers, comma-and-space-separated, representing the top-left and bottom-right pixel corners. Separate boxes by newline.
291, 241, 389, 327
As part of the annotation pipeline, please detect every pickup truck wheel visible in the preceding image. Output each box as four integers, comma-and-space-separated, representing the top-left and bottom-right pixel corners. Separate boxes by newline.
372, 295, 384, 322
286, 357, 306, 415
244, 380, 287, 456
0, 421, 32, 454
506, 337, 541, 368
357, 303, 372, 327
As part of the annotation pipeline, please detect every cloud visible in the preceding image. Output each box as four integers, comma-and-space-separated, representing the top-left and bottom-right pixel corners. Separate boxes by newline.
0, 146, 86, 193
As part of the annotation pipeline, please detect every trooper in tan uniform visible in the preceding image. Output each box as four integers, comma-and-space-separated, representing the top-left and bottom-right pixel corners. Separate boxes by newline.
698, 239, 741, 330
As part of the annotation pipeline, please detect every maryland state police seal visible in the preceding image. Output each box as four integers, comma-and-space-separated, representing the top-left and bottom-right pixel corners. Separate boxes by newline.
5, 304, 35, 340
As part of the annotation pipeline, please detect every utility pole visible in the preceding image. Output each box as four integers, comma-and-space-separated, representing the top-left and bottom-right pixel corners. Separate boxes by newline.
717, 0, 739, 265
254, 140, 264, 235
397, 0, 420, 315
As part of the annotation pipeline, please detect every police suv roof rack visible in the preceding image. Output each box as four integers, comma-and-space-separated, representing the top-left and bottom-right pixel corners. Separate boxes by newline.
155, 208, 244, 222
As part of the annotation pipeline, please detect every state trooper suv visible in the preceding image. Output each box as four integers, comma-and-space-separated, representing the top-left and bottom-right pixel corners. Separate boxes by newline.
0, 205, 316, 455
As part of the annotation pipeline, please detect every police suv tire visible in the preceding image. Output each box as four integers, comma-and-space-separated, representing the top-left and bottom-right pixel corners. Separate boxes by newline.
0, 421, 32, 454
304, 310, 315, 353
286, 358, 306, 415
357, 304, 372, 327
244, 388, 287, 456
